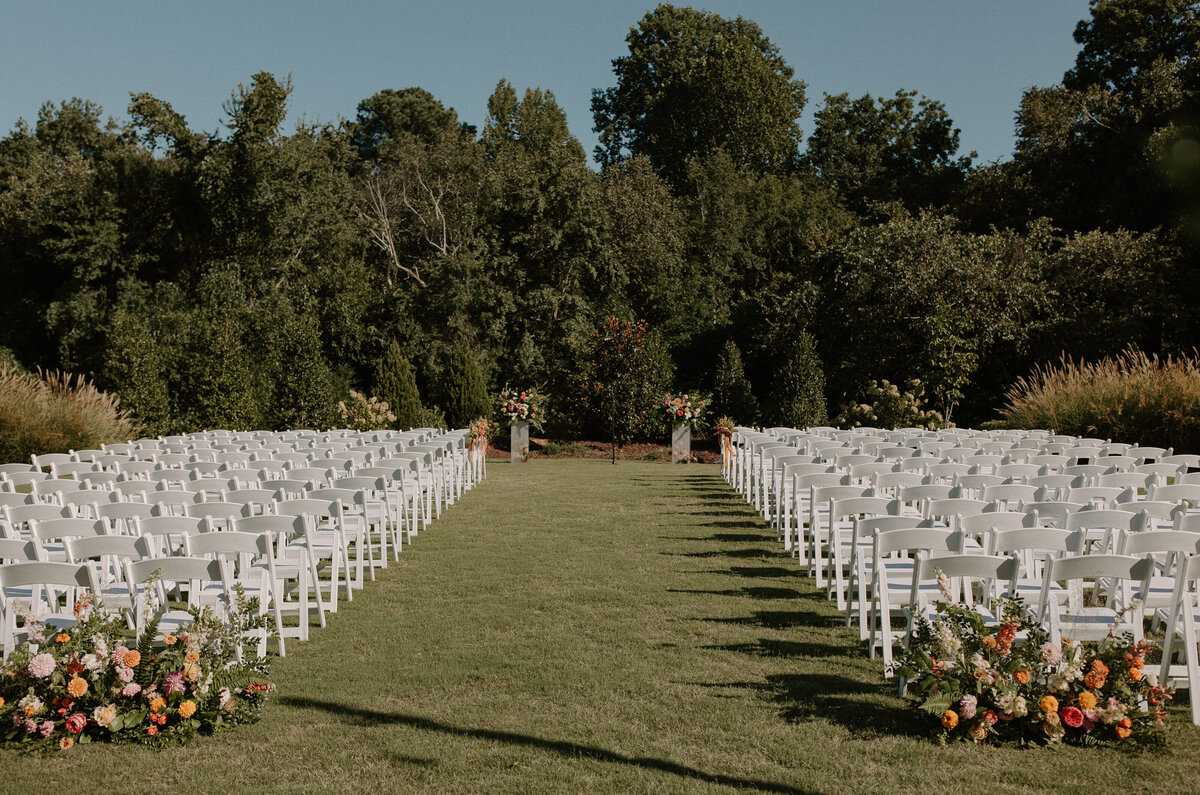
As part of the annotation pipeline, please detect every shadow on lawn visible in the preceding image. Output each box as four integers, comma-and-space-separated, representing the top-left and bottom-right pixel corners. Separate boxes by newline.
278, 697, 816, 795
668, 586, 805, 600
689, 675, 915, 737
700, 610, 842, 630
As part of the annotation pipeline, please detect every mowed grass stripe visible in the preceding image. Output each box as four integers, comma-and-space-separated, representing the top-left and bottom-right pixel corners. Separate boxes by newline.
7, 459, 1200, 793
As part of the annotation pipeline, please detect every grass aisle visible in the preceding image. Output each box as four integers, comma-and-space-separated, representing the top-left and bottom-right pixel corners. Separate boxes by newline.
7, 459, 1200, 792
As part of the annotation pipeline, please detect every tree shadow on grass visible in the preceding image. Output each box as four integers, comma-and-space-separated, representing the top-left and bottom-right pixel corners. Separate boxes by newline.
687, 674, 916, 738
279, 697, 816, 795
668, 586, 805, 600
670, 547, 776, 559
699, 610, 842, 629
700, 637, 851, 658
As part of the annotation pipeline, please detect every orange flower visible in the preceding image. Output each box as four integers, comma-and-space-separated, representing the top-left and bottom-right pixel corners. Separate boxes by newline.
122, 650, 141, 668
149, 696, 166, 713
0, 697, 5, 709
1134, 657, 1145, 670
67, 658, 84, 676
58, 736, 74, 750
1013, 669, 1030, 685
1129, 666, 1143, 681
1077, 691, 1098, 710
981, 635, 998, 650
66, 676, 88, 698
942, 710, 960, 729
184, 648, 200, 664
177, 700, 196, 719
164, 635, 177, 645
183, 663, 201, 682
1084, 671, 1107, 690
146, 725, 158, 736
1115, 717, 1133, 739
1090, 659, 1109, 676
1039, 695, 1059, 714
55, 633, 71, 643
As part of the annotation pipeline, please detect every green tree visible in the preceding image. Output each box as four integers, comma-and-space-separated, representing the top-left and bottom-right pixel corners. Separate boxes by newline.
103, 308, 172, 436
592, 3, 806, 187
712, 339, 758, 424
351, 87, 468, 162
439, 333, 489, 428
768, 332, 827, 428
575, 316, 675, 447
920, 296, 978, 426
375, 340, 423, 429
807, 89, 972, 213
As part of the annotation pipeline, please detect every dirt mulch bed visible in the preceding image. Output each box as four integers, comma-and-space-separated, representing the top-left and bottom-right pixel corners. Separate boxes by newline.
483, 437, 721, 464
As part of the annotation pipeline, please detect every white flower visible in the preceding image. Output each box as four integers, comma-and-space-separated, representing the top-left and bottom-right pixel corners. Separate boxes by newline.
81, 653, 104, 671
1013, 696, 1028, 717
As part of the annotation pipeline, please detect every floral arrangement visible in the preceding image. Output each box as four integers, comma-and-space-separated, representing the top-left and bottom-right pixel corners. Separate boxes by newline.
497, 387, 546, 431
896, 587, 1171, 747
337, 390, 396, 431
714, 416, 736, 458
0, 591, 273, 751
468, 417, 493, 452
663, 393, 708, 429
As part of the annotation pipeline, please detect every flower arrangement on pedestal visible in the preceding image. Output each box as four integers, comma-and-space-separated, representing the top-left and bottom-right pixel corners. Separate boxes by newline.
497, 387, 546, 432
896, 591, 1171, 747
714, 416, 736, 458
662, 393, 707, 429
469, 417, 493, 453
0, 592, 273, 751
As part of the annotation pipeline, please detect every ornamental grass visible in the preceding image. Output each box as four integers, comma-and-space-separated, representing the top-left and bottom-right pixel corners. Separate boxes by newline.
0, 366, 139, 464
998, 347, 1200, 453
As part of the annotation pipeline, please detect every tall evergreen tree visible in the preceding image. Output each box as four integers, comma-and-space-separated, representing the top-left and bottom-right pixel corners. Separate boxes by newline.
712, 340, 758, 424
439, 334, 489, 428
375, 340, 423, 429
768, 332, 827, 428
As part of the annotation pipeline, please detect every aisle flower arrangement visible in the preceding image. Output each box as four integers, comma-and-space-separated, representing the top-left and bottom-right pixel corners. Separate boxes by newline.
497, 387, 546, 432
663, 393, 707, 429
0, 592, 273, 752
469, 416, 494, 452
895, 590, 1171, 747
714, 416, 736, 457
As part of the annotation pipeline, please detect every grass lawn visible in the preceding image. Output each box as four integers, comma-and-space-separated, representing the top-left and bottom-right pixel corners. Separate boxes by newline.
5, 459, 1200, 792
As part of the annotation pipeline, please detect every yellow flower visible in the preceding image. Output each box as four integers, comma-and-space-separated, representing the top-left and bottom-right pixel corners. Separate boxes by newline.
55, 633, 71, 643
66, 676, 88, 698
184, 648, 200, 664
122, 650, 141, 668
163, 635, 177, 645
1039, 695, 1059, 714
149, 696, 166, 713
183, 663, 201, 682
1077, 691, 1098, 710
1013, 669, 1030, 685
941, 710, 959, 729
177, 700, 196, 719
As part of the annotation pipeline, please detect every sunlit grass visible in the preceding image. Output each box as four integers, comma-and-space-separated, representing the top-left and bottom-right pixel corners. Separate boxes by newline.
5, 459, 1200, 792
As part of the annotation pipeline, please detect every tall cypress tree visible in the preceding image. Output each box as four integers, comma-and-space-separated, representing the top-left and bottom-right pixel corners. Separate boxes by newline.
440, 334, 490, 428
712, 339, 758, 424
375, 340, 423, 429
768, 332, 827, 428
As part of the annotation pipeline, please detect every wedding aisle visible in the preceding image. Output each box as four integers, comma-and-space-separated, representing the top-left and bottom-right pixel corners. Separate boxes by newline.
7, 460, 1200, 792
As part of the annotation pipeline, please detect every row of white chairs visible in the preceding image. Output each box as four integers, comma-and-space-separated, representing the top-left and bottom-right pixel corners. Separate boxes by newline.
0, 426, 487, 660
723, 425, 1200, 721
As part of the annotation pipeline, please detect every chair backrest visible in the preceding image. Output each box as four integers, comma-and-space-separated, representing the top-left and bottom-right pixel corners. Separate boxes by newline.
0, 561, 91, 589
1023, 501, 1082, 527
0, 538, 38, 562
185, 529, 274, 558
829, 496, 894, 522
875, 527, 959, 558
64, 533, 152, 563
29, 517, 107, 544
1151, 483, 1200, 507
925, 498, 989, 523
1119, 529, 1200, 558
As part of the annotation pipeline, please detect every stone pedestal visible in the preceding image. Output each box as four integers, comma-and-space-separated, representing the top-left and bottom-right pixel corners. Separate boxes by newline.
671, 423, 691, 464
510, 420, 529, 463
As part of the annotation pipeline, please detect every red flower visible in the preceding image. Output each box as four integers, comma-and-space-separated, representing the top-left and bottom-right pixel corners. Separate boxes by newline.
65, 713, 86, 734
676, 409, 684, 417
1061, 706, 1084, 729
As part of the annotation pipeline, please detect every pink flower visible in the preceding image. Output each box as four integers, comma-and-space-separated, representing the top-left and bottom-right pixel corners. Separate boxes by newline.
27, 653, 56, 679
1061, 706, 1084, 728
23, 719, 37, 734
121, 683, 142, 698
983, 709, 998, 726
959, 694, 978, 719
117, 665, 135, 683
110, 645, 129, 666
163, 671, 186, 696
1039, 643, 1062, 667
65, 714, 86, 734
38, 720, 55, 738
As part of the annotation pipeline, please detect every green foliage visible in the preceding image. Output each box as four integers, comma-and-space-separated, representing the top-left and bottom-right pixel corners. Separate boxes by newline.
712, 340, 758, 425
920, 296, 978, 426
575, 316, 675, 446
439, 334, 490, 428
836, 379, 943, 430
592, 2, 806, 186
103, 309, 172, 437
998, 347, 1200, 452
807, 89, 972, 212
374, 340, 423, 429
337, 390, 397, 431
767, 332, 827, 428
0, 365, 138, 463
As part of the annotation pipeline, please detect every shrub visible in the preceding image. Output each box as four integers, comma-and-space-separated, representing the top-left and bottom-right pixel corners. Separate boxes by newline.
768, 332, 828, 428
0, 366, 139, 464
439, 334, 490, 429
998, 348, 1200, 452
336, 390, 397, 431
104, 310, 172, 437
712, 340, 758, 424
412, 405, 447, 430
574, 316, 675, 446
836, 379, 943, 430
374, 340, 423, 429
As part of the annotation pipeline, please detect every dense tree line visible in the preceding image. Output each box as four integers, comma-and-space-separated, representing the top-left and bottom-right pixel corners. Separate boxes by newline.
0, 0, 1196, 437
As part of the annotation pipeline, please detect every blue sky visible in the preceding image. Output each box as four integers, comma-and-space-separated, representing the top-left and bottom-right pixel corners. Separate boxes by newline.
2, 1, 1091, 165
